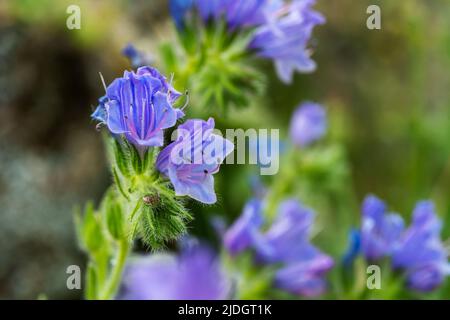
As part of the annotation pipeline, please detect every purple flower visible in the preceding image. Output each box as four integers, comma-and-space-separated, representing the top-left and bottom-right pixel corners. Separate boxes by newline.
92, 67, 183, 150
255, 199, 315, 263
194, 0, 226, 21
289, 102, 327, 147
274, 252, 334, 296
224, 198, 264, 255
361, 195, 405, 261
392, 201, 449, 291
249, 0, 325, 83
359, 195, 449, 292
224, 198, 334, 296
156, 118, 234, 204
118, 244, 230, 300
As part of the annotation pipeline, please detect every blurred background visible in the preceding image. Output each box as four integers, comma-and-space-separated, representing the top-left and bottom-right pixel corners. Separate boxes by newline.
0, 0, 449, 299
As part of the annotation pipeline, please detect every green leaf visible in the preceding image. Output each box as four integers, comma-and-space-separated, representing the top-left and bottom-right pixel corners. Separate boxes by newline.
104, 192, 125, 240
81, 202, 106, 253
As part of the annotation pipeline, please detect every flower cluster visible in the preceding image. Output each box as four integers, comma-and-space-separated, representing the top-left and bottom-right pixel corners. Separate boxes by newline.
224, 198, 334, 296
118, 242, 230, 300
170, 0, 325, 84
92, 67, 233, 205
360, 195, 449, 292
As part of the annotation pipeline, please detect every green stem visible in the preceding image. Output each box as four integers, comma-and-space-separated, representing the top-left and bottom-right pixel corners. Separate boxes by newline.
100, 239, 130, 300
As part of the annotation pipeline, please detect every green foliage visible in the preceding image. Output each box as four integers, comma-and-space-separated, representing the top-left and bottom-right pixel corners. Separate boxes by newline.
160, 21, 265, 114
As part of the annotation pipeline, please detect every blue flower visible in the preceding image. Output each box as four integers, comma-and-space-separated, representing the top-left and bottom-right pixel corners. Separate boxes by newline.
224, 198, 264, 255
122, 44, 153, 69
194, 0, 269, 28
274, 252, 334, 297
156, 118, 234, 204
194, 0, 226, 22
249, 0, 325, 83
359, 195, 449, 292
224, 198, 334, 296
289, 102, 327, 147
255, 199, 315, 263
170, 1, 325, 83
361, 195, 404, 261
91, 67, 183, 151
170, 0, 194, 30
392, 201, 449, 291
118, 243, 230, 300
91, 96, 108, 123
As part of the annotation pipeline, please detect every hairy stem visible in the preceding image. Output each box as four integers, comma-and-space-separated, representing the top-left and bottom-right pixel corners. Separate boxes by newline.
100, 239, 130, 300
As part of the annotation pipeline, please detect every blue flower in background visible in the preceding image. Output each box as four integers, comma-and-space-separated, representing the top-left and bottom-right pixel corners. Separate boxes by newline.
361, 195, 404, 261
274, 251, 334, 296
249, 0, 325, 83
289, 102, 327, 147
392, 201, 450, 291
118, 243, 231, 300
156, 118, 234, 204
194, 0, 225, 22
256, 199, 333, 296
169, 0, 324, 83
224, 198, 334, 296
359, 195, 449, 292
224, 198, 264, 255
255, 199, 315, 263
170, 0, 194, 30
122, 44, 153, 69
91, 67, 183, 151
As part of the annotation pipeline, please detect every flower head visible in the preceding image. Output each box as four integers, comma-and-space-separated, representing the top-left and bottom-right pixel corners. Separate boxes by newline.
392, 201, 449, 291
92, 67, 183, 150
289, 102, 327, 147
194, 0, 271, 28
361, 195, 404, 261
249, 0, 325, 83
118, 244, 230, 300
223, 198, 264, 255
156, 118, 234, 204
223, 197, 334, 296
359, 195, 449, 292
274, 252, 334, 296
